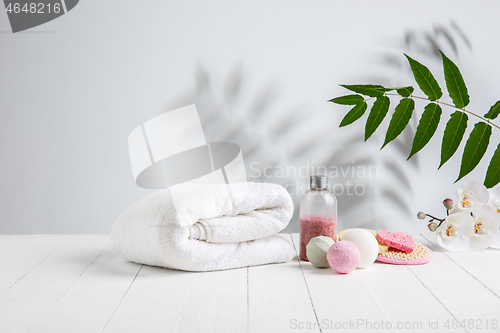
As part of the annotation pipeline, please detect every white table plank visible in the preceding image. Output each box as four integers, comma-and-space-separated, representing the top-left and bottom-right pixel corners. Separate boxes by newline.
0, 235, 31, 252
291, 233, 392, 333
0, 235, 108, 332
103, 264, 247, 333
422, 233, 500, 297
2, 234, 500, 333
292, 233, 464, 333
352, 235, 467, 333
0, 234, 70, 295
29, 248, 142, 333
101, 265, 193, 333
172, 267, 247, 333
356, 264, 461, 333
416, 234, 500, 333
249, 234, 319, 333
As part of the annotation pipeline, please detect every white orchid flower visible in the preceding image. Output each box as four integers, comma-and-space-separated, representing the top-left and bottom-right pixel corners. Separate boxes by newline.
468, 208, 500, 251
436, 212, 475, 252
454, 181, 490, 211
437, 208, 500, 251
487, 184, 500, 214
485, 184, 500, 249
422, 181, 500, 251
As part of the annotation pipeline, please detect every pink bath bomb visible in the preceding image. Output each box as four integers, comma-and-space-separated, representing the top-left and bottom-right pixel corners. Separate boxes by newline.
327, 240, 361, 274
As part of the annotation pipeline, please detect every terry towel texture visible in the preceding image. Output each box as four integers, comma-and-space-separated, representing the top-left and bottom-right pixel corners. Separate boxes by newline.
110, 182, 296, 271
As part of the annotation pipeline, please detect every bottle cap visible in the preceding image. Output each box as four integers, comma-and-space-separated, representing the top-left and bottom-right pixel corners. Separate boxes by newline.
310, 175, 328, 189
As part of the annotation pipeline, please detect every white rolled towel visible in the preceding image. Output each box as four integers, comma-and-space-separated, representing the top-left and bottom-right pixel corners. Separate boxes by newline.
110, 182, 296, 271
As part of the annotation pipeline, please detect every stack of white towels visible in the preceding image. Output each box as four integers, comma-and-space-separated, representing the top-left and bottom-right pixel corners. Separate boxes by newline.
110, 182, 296, 271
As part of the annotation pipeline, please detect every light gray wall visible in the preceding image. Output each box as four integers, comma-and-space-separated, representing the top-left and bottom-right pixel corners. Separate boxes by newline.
1, 0, 499, 234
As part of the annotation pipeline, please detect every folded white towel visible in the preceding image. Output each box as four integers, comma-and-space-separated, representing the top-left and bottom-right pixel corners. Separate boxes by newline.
110, 182, 296, 271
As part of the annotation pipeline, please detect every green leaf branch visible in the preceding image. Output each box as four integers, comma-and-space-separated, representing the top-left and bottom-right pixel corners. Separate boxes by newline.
329, 51, 500, 188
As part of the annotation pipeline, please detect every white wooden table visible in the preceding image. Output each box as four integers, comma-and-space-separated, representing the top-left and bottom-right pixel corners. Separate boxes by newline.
1, 234, 500, 333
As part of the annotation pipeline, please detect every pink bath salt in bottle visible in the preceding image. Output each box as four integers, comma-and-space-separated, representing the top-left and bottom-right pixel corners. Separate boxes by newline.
299, 175, 337, 261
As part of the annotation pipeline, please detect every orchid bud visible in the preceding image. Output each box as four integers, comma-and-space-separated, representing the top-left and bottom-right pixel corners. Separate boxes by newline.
417, 212, 426, 220
427, 222, 437, 232
443, 198, 453, 210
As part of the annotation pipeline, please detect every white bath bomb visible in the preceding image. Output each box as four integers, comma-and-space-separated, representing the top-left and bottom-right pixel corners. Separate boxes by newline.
306, 236, 335, 268
341, 229, 378, 268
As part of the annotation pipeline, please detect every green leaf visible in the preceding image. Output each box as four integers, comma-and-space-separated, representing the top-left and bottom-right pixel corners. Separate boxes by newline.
365, 96, 390, 141
404, 54, 443, 101
484, 101, 500, 120
408, 103, 442, 159
456, 122, 492, 182
440, 51, 470, 108
340, 84, 387, 97
339, 102, 367, 127
439, 111, 468, 169
395, 86, 414, 97
382, 98, 415, 149
329, 94, 365, 105
485, 143, 500, 188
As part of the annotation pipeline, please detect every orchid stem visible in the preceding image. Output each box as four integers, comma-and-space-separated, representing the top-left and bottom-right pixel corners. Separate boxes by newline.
425, 213, 445, 223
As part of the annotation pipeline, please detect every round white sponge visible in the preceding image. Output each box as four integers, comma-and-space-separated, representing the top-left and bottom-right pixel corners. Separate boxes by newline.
341, 229, 378, 268
306, 236, 335, 268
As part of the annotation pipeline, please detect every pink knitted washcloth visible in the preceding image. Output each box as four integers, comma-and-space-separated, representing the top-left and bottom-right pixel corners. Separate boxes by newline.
376, 243, 432, 265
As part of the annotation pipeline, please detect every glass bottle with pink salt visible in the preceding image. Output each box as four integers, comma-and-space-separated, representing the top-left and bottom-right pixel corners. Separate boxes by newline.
299, 175, 337, 261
